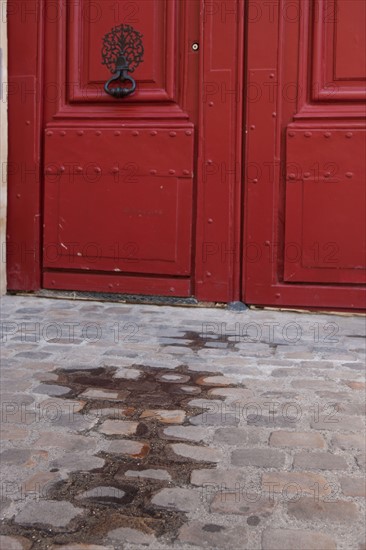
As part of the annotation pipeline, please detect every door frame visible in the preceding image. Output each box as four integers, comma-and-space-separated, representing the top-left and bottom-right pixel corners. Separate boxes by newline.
6, 0, 245, 303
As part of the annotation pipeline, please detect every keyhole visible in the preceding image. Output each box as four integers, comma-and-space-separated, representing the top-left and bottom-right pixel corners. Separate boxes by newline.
191, 42, 199, 51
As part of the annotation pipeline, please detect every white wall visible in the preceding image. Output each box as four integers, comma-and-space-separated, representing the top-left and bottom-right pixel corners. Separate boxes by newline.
0, 2, 7, 295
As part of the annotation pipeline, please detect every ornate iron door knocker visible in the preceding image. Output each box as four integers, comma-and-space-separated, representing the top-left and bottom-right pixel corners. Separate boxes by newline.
102, 24, 144, 99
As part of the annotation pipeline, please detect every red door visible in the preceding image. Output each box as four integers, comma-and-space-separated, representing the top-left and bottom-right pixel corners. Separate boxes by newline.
7, 0, 244, 302
41, 0, 198, 296
8, 1, 364, 309
244, 0, 366, 310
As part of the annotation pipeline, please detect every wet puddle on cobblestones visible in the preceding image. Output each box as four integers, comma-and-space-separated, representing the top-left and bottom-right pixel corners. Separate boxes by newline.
2, 360, 243, 548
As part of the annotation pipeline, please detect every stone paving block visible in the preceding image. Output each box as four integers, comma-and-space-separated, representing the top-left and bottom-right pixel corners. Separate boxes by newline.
246, 414, 299, 429
334, 402, 366, 416
0, 425, 29, 441
76, 486, 126, 502
205, 341, 228, 348
310, 416, 365, 432
80, 389, 120, 400
141, 357, 182, 369
231, 448, 285, 468
322, 353, 358, 361
107, 527, 156, 546
293, 452, 348, 470
179, 385, 201, 395
260, 389, 299, 399
291, 379, 338, 390
269, 430, 326, 448
14, 351, 51, 360
287, 497, 360, 522
35, 432, 96, 452
108, 440, 150, 458
213, 427, 248, 445
342, 362, 366, 371
33, 384, 71, 396
0, 449, 31, 465
14, 500, 83, 528
339, 477, 366, 497
190, 468, 247, 489
113, 368, 142, 379
162, 426, 208, 442
186, 398, 223, 409
0, 392, 35, 405
156, 372, 190, 383
190, 412, 239, 427
0, 380, 33, 392
262, 472, 332, 497
210, 491, 275, 517
86, 407, 132, 421
344, 381, 366, 390
140, 409, 186, 424
262, 529, 337, 550
0, 536, 32, 550
177, 522, 248, 549
271, 368, 307, 377
15, 307, 44, 314
208, 387, 253, 400
33, 372, 59, 381
196, 375, 236, 386
163, 345, 194, 355
124, 469, 172, 481
151, 488, 202, 512
332, 433, 366, 451
171, 443, 223, 462
51, 453, 105, 472
283, 352, 316, 360
48, 412, 97, 431
98, 419, 138, 436
52, 545, 114, 550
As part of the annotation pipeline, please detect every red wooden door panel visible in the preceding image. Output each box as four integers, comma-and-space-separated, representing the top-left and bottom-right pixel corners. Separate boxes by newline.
43, 128, 193, 275
284, 128, 366, 284
41, 0, 199, 295
244, 0, 366, 310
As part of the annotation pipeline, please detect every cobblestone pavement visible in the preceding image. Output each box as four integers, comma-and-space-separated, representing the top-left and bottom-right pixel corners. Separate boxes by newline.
0, 294, 365, 550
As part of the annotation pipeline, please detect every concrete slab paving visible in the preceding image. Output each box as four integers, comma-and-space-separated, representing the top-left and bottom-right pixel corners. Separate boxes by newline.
0, 294, 365, 549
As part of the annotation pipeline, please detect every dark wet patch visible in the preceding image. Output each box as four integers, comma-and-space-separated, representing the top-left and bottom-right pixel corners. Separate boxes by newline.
247, 515, 260, 526
1, 363, 243, 548
183, 331, 236, 351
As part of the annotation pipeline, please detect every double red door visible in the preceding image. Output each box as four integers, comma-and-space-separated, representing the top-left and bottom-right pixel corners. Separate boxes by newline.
7, 1, 366, 310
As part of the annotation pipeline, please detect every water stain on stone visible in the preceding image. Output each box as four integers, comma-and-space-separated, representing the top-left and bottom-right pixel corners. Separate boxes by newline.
247, 515, 260, 526
1, 363, 243, 549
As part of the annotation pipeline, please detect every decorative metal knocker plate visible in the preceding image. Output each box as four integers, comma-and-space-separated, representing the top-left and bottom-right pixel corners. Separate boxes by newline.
102, 24, 144, 98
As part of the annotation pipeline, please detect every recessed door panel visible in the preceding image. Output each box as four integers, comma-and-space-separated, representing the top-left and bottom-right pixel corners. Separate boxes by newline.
284, 129, 366, 284
43, 128, 194, 274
